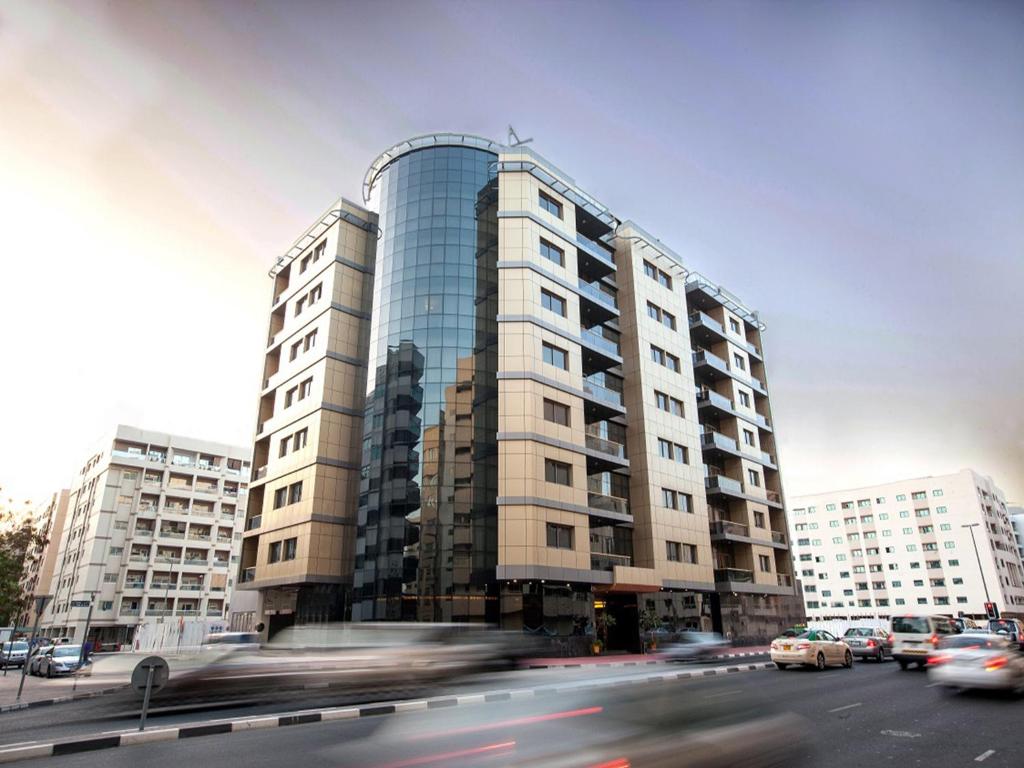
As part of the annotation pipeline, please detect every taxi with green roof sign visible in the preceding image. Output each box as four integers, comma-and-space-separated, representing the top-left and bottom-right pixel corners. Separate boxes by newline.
771, 629, 854, 671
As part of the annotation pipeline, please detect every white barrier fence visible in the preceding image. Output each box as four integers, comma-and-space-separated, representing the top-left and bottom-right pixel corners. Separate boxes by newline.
132, 617, 229, 652
807, 618, 890, 637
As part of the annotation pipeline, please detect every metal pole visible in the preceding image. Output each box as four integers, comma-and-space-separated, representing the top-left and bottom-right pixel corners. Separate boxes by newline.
16, 609, 44, 701
963, 524, 992, 608
78, 595, 96, 668
138, 666, 155, 731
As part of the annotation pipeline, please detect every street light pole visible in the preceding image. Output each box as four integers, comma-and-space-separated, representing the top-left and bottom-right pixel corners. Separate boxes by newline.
962, 523, 992, 611
78, 593, 96, 668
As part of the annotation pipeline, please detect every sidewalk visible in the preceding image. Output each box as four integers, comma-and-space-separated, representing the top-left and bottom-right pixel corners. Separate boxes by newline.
524, 644, 769, 669
0, 668, 127, 712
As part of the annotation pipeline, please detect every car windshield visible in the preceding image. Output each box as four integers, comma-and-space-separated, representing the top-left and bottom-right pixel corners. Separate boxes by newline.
844, 628, 873, 637
939, 635, 1006, 650
53, 646, 82, 657
892, 617, 931, 634
989, 620, 1018, 634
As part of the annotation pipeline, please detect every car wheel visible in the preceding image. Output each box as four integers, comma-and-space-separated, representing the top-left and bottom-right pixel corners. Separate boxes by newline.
898, 659, 909, 670
816, 653, 826, 671
876, 647, 884, 663
775, 662, 788, 670
843, 650, 853, 668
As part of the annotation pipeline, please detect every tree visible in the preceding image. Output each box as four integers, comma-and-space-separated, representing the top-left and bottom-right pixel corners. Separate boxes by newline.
0, 489, 46, 627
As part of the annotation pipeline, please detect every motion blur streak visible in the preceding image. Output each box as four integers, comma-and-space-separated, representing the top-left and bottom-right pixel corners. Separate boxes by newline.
372, 740, 517, 768
588, 760, 631, 768
410, 706, 604, 739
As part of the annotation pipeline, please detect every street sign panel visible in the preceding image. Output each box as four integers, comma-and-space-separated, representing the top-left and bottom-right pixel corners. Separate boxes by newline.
131, 656, 169, 697
70, 600, 91, 608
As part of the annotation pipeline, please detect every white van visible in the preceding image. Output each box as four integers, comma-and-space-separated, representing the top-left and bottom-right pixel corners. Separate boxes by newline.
891, 615, 957, 669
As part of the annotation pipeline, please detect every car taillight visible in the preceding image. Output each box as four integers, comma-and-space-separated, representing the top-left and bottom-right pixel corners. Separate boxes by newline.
985, 656, 1009, 671
796, 642, 811, 650
887, 634, 894, 644
866, 639, 876, 647
928, 654, 952, 665
929, 634, 939, 647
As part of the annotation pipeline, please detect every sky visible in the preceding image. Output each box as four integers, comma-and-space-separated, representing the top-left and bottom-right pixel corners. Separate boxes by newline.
1, 0, 1021, 508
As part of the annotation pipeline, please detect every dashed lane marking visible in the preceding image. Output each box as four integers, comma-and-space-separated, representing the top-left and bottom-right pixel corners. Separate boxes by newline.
828, 702, 862, 713
975, 750, 996, 762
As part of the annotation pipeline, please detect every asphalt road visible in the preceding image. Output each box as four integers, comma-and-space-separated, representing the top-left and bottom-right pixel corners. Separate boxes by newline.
6, 658, 1024, 767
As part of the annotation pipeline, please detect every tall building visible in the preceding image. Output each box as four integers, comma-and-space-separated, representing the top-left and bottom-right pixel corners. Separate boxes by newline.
17, 489, 70, 629
42, 425, 251, 646
1010, 507, 1024, 561
789, 470, 1024, 621
240, 133, 800, 646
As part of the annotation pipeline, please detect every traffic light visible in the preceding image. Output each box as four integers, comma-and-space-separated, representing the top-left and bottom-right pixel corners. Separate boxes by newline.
985, 602, 1000, 619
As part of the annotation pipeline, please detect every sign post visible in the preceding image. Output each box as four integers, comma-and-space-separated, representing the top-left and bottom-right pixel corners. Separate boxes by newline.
131, 656, 169, 731
76, 595, 96, 668
17, 595, 51, 702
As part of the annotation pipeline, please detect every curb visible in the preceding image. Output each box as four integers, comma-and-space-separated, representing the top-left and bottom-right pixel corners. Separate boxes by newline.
526, 650, 768, 670
0, 685, 127, 715
0, 662, 774, 764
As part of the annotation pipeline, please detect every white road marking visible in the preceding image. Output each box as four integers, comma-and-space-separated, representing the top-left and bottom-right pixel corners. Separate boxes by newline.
0, 742, 38, 748
880, 729, 922, 738
828, 702, 862, 713
975, 750, 996, 762
926, 682, 943, 688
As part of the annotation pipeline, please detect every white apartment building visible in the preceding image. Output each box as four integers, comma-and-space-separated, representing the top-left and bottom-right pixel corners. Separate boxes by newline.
43, 426, 251, 647
789, 469, 1024, 621
1011, 507, 1024, 561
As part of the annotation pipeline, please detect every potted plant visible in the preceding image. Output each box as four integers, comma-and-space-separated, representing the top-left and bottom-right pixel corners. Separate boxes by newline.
639, 608, 662, 653
594, 613, 616, 655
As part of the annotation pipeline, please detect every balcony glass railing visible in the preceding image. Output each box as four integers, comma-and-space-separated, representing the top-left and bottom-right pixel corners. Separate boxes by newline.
146, 609, 173, 617
766, 490, 782, 504
580, 328, 621, 357
150, 582, 176, 589
577, 280, 618, 309
129, 554, 150, 563
245, 515, 262, 531
692, 347, 730, 373
112, 449, 145, 461
714, 567, 754, 583
254, 465, 268, 480
180, 584, 204, 591
147, 453, 167, 463
584, 434, 626, 459
587, 491, 630, 517
590, 552, 633, 572
702, 430, 738, 452
120, 608, 141, 616
582, 379, 624, 407
240, 567, 256, 583
705, 474, 743, 495
206, 610, 224, 617
710, 520, 749, 538
760, 451, 776, 466
575, 232, 615, 266
159, 530, 185, 539
155, 555, 181, 564
123, 581, 146, 590
688, 311, 725, 335
771, 530, 787, 544
696, 388, 734, 412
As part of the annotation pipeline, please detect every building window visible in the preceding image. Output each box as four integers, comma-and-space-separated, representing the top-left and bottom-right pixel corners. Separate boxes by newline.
539, 190, 563, 218
747, 469, 761, 487
541, 289, 566, 317
944, 541, 956, 549
650, 345, 665, 365
304, 329, 318, 351
543, 398, 570, 426
733, 353, 746, 371
742, 429, 755, 446
299, 377, 313, 400
309, 284, 323, 305
758, 554, 771, 572
544, 459, 572, 486
912, 491, 927, 501
728, 317, 740, 333
738, 391, 751, 407
294, 297, 306, 317
300, 254, 311, 274
674, 444, 689, 464
932, 489, 943, 497
647, 302, 661, 321
278, 439, 289, 458
273, 487, 287, 508
285, 386, 297, 408
288, 481, 303, 504
662, 489, 692, 513
539, 238, 564, 267
268, 541, 282, 563
290, 341, 301, 361
754, 511, 766, 528
666, 541, 682, 562
642, 260, 672, 289
546, 523, 573, 549
283, 538, 297, 561
542, 342, 568, 370
313, 241, 326, 261
658, 438, 673, 459
896, 494, 907, 501
293, 429, 308, 451
103, 573, 118, 583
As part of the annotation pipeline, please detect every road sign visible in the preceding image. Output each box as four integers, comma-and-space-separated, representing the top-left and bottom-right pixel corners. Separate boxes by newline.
131, 656, 169, 696
70, 600, 91, 608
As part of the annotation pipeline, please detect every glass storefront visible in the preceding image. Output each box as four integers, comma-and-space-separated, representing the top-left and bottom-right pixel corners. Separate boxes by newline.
353, 146, 500, 622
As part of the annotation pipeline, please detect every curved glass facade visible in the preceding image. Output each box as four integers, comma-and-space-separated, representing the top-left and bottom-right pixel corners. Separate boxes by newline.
353, 146, 500, 622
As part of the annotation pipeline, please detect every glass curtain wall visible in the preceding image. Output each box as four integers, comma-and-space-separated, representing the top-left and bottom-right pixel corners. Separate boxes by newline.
354, 146, 499, 622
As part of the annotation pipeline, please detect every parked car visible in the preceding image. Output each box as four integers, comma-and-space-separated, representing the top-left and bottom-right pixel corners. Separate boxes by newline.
0, 641, 30, 669
27, 645, 54, 676
771, 629, 853, 670
954, 616, 980, 633
987, 618, 1024, 651
843, 627, 893, 662
37, 645, 89, 677
659, 631, 729, 662
927, 632, 1024, 694
891, 615, 957, 670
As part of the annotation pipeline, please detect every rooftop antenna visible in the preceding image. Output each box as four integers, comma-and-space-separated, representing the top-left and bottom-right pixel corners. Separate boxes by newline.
507, 125, 533, 147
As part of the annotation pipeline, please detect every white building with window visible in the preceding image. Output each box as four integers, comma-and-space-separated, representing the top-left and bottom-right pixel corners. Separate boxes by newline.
41, 425, 250, 647
1011, 507, 1024, 561
789, 470, 1024, 622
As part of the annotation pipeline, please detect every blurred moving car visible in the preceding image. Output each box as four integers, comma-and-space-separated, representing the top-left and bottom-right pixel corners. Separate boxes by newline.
27, 645, 54, 676
0, 640, 30, 669
200, 632, 261, 654
843, 627, 893, 662
954, 616, 981, 633
987, 618, 1024, 651
771, 629, 853, 670
927, 632, 1024, 694
660, 631, 729, 662
892, 614, 957, 670
36, 645, 90, 677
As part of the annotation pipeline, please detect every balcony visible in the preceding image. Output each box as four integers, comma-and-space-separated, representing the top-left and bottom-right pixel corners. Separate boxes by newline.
580, 327, 621, 358
134, 529, 153, 538
129, 554, 150, 563
705, 473, 744, 496
184, 556, 209, 565
180, 583, 204, 591
206, 610, 224, 617
194, 484, 220, 496
585, 434, 626, 460
577, 279, 618, 311
587, 491, 631, 520
777, 573, 794, 587
123, 581, 146, 590
590, 552, 633, 572
151, 581, 176, 589
146, 609, 173, 617
147, 452, 167, 463
575, 232, 615, 280
245, 515, 262, 531
240, 567, 257, 583
714, 568, 754, 584
254, 465, 268, 481
710, 520, 750, 538
216, 536, 233, 545
771, 530, 787, 545
760, 451, 777, 469
159, 530, 185, 539
766, 490, 782, 505
188, 533, 212, 542
136, 507, 157, 518
176, 609, 200, 617
701, 430, 738, 453
692, 347, 731, 379
582, 378, 624, 408
111, 449, 145, 462
120, 608, 141, 616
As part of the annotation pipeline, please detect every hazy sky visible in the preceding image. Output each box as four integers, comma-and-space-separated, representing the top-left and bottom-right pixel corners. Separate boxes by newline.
1, 0, 1022, 506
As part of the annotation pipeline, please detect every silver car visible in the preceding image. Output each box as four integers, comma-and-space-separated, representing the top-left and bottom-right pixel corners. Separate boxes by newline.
843, 627, 893, 662
36, 645, 89, 677
927, 633, 1024, 695
1, 641, 30, 669
659, 631, 729, 662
